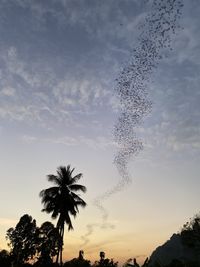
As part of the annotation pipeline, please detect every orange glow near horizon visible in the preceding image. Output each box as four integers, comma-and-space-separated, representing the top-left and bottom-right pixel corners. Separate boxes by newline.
0, 208, 187, 266
0, 220, 170, 266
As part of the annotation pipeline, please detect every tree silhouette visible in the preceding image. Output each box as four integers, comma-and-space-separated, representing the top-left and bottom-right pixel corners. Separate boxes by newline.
40, 165, 87, 266
181, 214, 200, 265
63, 250, 91, 267
37, 221, 60, 265
0, 249, 11, 267
6, 214, 38, 265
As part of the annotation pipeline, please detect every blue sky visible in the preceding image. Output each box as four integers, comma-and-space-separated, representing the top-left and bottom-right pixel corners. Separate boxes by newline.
0, 0, 200, 264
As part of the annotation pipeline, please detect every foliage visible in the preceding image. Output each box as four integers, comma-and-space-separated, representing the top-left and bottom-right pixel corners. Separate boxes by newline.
0, 249, 11, 267
40, 165, 87, 265
180, 213, 200, 266
6, 214, 61, 266
63, 250, 90, 267
37, 221, 60, 265
92, 251, 118, 267
63, 258, 91, 267
181, 214, 200, 248
6, 214, 38, 265
93, 259, 118, 267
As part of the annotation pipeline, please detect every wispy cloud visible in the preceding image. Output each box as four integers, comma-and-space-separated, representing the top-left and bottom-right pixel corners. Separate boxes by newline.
0, 87, 16, 97
1, 0, 133, 128
0, 0, 200, 156
137, 66, 200, 158
22, 134, 116, 151
0, 45, 113, 127
52, 74, 110, 109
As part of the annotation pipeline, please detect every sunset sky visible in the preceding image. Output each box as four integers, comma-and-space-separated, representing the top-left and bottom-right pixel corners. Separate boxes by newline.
0, 0, 200, 265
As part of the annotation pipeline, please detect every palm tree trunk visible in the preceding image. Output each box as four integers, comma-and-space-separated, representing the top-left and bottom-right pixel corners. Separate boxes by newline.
56, 250, 59, 264
56, 221, 64, 266
55, 228, 62, 264
60, 226, 64, 266
56, 217, 62, 265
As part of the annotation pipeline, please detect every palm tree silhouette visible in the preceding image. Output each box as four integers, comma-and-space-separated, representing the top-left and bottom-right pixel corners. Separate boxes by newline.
40, 165, 87, 266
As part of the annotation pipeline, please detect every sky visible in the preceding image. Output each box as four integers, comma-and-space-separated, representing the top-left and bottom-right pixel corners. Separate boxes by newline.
0, 0, 200, 265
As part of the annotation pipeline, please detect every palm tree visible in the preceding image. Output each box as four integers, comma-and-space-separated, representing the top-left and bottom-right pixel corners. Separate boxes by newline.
40, 165, 87, 266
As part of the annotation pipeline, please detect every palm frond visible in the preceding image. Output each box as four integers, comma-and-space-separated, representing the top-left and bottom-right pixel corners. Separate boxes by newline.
71, 192, 86, 203
76, 200, 87, 208
39, 189, 45, 198
66, 165, 71, 173
39, 187, 59, 203
69, 184, 87, 193
64, 213, 73, 231
47, 175, 61, 185
69, 167, 75, 177
70, 173, 82, 184
57, 166, 65, 179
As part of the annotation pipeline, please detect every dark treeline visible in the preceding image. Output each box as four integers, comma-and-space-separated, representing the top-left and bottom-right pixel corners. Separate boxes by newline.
1, 165, 200, 267
2, 213, 200, 267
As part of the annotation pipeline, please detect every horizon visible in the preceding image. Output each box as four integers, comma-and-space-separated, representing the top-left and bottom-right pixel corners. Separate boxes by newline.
0, 0, 200, 266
